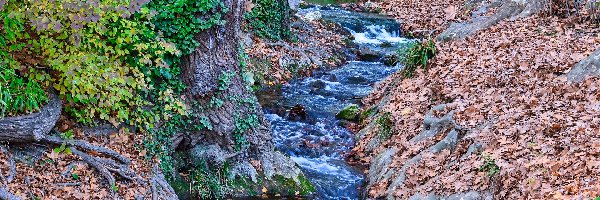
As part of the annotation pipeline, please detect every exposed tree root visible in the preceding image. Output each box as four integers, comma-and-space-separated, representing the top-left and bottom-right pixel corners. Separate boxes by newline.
150, 166, 178, 200
0, 146, 18, 200
0, 93, 177, 199
0, 131, 177, 199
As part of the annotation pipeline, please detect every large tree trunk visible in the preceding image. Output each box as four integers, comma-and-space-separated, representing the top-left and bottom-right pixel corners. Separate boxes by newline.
179, 0, 311, 197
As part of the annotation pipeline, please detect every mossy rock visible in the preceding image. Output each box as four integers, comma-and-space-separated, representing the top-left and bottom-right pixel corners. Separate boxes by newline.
359, 106, 378, 123
336, 104, 360, 121
230, 173, 316, 197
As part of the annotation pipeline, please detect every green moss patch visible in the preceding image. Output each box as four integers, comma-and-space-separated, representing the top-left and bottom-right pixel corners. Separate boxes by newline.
336, 104, 360, 121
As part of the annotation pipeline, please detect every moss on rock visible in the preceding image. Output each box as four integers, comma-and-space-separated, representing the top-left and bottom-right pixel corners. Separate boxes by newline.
228, 173, 316, 197
336, 104, 360, 121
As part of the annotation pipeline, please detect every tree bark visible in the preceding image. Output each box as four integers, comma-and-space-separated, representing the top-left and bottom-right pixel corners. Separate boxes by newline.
179, 0, 308, 196
180, 0, 274, 158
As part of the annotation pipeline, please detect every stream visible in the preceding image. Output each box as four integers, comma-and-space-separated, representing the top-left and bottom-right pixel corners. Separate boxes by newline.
259, 6, 410, 199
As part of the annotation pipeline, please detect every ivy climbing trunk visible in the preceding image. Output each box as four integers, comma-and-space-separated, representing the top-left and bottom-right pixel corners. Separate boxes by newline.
178, 0, 313, 197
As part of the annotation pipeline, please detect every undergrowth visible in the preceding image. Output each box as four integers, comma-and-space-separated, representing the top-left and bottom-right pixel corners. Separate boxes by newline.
376, 112, 394, 139
0, 8, 48, 117
398, 39, 437, 77
479, 154, 500, 177
245, 0, 291, 40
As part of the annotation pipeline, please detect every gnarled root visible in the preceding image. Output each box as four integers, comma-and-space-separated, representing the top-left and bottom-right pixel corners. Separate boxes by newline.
0, 146, 19, 200
150, 166, 178, 200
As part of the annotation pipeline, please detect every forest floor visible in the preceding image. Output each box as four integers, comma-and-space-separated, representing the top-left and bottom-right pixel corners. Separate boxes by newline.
1, 119, 153, 199
351, 0, 600, 199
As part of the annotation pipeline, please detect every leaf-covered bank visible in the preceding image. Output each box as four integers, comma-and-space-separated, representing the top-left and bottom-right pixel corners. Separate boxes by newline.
350, 0, 600, 199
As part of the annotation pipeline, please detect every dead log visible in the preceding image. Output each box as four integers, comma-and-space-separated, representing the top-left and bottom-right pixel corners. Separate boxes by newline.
0, 93, 61, 142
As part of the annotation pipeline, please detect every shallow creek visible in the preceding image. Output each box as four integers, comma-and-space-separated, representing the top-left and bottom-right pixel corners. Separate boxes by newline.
258, 6, 410, 199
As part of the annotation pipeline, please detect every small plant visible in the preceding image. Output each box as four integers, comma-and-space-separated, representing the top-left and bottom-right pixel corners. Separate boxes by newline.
217, 71, 236, 91
376, 112, 394, 139
191, 162, 226, 199
233, 113, 259, 151
53, 130, 75, 155
398, 39, 437, 77
479, 154, 500, 176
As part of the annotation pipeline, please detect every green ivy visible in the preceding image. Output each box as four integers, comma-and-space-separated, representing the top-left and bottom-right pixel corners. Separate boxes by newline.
245, 0, 291, 40
233, 113, 259, 151
146, 0, 228, 55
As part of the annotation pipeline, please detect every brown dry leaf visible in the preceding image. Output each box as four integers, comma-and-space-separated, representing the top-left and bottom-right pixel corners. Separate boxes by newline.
444, 6, 457, 20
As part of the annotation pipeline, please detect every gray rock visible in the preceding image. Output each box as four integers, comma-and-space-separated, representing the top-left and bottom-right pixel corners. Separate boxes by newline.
437, 0, 545, 42
346, 75, 369, 84
357, 46, 383, 62
288, 0, 301, 10
567, 48, 600, 82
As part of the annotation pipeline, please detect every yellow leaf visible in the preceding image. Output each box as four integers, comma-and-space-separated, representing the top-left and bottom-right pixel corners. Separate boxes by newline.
261, 186, 267, 193
401, 107, 412, 115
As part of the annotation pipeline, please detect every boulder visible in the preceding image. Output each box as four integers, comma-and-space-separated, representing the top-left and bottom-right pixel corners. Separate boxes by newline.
336, 104, 360, 121
346, 75, 369, 84
437, 0, 546, 42
567, 48, 600, 82
357, 46, 383, 62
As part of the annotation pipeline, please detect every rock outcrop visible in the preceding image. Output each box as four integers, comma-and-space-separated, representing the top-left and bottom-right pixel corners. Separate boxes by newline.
437, 0, 545, 42
567, 48, 600, 82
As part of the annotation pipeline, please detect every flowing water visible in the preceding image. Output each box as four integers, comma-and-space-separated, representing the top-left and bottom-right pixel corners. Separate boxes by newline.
260, 6, 410, 199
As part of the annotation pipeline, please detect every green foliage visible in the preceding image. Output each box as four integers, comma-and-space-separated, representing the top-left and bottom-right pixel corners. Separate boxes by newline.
146, 0, 228, 55
53, 130, 75, 155
376, 112, 393, 139
479, 154, 500, 176
191, 160, 228, 199
0, 0, 184, 124
233, 113, 259, 151
245, 0, 291, 40
217, 71, 236, 91
0, 9, 48, 117
398, 39, 437, 77
0, 66, 48, 117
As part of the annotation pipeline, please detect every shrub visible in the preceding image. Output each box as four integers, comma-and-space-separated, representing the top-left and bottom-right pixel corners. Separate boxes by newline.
398, 39, 437, 77
0, 8, 48, 117
0, 0, 184, 124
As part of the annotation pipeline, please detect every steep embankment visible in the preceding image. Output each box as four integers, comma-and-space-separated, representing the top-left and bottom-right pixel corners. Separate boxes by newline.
353, 0, 600, 199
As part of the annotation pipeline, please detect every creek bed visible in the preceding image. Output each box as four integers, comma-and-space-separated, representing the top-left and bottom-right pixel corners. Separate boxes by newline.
258, 6, 410, 199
